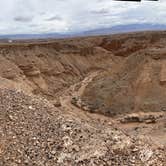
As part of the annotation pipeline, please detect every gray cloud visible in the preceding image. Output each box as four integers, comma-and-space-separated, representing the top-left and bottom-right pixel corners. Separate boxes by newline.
14, 16, 33, 22
90, 8, 109, 15
39, 12, 46, 16
45, 15, 62, 21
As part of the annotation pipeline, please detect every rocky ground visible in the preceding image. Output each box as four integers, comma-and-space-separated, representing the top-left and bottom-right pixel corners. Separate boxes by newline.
0, 31, 166, 165
0, 89, 165, 166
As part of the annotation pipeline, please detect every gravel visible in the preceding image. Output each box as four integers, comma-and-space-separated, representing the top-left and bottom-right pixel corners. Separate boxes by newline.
0, 89, 165, 166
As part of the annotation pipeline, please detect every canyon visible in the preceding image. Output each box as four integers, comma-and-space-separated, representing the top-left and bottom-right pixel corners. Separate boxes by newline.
0, 31, 166, 165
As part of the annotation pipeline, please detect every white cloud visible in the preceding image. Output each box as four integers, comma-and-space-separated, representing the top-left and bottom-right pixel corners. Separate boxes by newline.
0, 0, 165, 34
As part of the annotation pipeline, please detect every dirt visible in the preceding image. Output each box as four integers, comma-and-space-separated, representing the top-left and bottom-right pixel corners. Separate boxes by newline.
0, 31, 166, 165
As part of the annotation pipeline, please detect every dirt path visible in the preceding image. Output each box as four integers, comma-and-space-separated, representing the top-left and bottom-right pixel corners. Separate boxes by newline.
59, 71, 166, 147
59, 71, 115, 125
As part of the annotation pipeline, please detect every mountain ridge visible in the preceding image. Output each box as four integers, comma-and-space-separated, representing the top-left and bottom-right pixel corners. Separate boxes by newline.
1, 23, 166, 40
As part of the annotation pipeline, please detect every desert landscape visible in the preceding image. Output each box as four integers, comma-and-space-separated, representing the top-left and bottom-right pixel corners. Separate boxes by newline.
0, 31, 166, 165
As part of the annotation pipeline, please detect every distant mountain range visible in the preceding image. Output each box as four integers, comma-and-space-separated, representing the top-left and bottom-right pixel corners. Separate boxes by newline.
1, 23, 166, 40
81, 23, 166, 36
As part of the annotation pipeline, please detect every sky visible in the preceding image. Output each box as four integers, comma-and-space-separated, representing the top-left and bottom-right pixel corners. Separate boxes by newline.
0, 0, 165, 34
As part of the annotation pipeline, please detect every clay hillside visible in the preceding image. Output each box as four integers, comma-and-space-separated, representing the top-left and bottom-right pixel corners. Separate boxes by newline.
0, 31, 166, 165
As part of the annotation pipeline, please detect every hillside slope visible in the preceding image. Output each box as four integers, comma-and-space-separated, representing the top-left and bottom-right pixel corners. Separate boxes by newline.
0, 37, 119, 100
72, 31, 166, 115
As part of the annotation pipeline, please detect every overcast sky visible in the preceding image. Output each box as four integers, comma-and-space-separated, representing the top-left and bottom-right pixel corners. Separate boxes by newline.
0, 0, 165, 34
